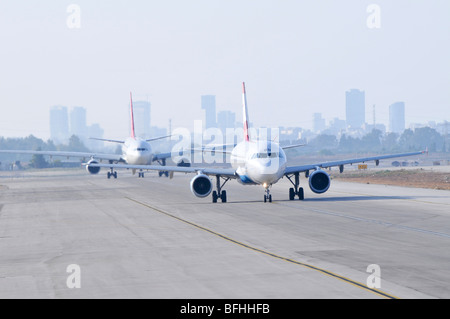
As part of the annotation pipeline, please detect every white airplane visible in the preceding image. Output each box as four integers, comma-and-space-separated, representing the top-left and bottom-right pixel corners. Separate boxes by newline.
86, 83, 426, 202
0, 92, 185, 178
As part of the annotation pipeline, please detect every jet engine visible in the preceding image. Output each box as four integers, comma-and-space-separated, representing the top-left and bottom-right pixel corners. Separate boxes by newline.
85, 159, 101, 175
190, 174, 213, 198
308, 169, 331, 194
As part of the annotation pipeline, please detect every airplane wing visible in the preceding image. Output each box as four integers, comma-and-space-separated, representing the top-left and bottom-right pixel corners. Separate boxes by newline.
145, 135, 172, 142
152, 149, 196, 162
281, 143, 307, 150
191, 143, 307, 155
284, 150, 426, 175
84, 162, 237, 178
152, 152, 173, 161
0, 149, 123, 162
89, 137, 125, 144
190, 148, 233, 155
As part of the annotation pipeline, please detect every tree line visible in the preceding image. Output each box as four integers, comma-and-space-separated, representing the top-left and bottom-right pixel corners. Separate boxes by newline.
288, 127, 448, 155
0, 135, 90, 169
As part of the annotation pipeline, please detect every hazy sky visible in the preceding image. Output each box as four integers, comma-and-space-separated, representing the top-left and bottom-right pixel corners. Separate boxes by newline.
1, 1, 449, 140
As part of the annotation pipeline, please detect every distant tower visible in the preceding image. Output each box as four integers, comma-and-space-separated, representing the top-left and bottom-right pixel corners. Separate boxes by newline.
313, 113, 326, 133
217, 110, 236, 135
50, 106, 69, 143
345, 89, 365, 129
389, 102, 405, 134
201, 95, 216, 129
132, 100, 151, 138
70, 106, 87, 138
372, 104, 376, 126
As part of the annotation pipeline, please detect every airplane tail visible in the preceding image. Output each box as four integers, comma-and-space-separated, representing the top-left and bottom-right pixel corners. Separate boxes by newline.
130, 92, 136, 139
242, 82, 250, 142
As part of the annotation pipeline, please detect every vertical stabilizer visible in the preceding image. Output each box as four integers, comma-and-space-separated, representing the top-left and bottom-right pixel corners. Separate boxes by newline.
130, 92, 136, 139
242, 82, 250, 142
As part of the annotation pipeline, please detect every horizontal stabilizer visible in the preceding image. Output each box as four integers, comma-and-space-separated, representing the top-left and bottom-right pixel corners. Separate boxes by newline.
89, 137, 125, 144
282, 143, 307, 150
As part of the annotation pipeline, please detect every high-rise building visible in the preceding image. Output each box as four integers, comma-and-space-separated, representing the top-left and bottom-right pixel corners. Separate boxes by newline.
217, 110, 236, 135
328, 117, 346, 135
50, 106, 69, 143
132, 100, 151, 138
313, 113, 326, 133
389, 102, 405, 134
345, 89, 365, 129
201, 95, 216, 129
70, 106, 87, 138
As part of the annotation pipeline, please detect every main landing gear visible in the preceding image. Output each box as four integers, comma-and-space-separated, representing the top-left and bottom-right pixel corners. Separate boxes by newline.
158, 171, 169, 177
286, 172, 304, 200
157, 158, 169, 178
138, 170, 145, 178
106, 160, 117, 179
212, 176, 230, 203
107, 169, 117, 179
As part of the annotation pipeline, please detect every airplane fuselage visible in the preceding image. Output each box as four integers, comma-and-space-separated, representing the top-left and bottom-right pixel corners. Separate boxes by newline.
230, 140, 287, 187
122, 137, 153, 165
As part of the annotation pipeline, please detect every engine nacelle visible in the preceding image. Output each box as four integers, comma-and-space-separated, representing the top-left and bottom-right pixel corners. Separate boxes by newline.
190, 174, 213, 198
308, 169, 331, 194
86, 159, 101, 175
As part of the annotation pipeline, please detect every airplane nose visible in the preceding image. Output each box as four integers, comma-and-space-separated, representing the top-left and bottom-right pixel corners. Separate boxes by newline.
249, 159, 281, 184
260, 159, 271, 167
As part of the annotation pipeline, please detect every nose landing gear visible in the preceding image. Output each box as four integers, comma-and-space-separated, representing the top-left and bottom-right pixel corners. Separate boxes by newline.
263, 185, 272, 203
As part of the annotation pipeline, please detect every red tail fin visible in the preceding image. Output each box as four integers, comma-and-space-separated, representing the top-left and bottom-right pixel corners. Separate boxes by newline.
130, 92, 136, 139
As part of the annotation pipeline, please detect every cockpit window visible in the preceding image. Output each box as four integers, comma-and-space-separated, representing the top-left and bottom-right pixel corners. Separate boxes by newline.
252, 152, 279, 159
135, 148, 148, 152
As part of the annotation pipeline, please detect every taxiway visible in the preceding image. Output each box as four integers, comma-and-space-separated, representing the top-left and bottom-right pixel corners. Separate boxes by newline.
0, 168, 449, 298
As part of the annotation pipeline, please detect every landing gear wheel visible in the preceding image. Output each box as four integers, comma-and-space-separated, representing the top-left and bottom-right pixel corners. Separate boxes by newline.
211, 176, 230, 204
108, 170, 117, 179
264, 186, 272, 203
289, 188, 295, 200
286, 173, 305, 200
221, 190, 227, 203
298, 187, 304, 200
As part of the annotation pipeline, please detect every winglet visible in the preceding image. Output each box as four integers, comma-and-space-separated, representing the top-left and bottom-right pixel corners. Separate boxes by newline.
242, 82, 250, 142
130, 92, 136, 139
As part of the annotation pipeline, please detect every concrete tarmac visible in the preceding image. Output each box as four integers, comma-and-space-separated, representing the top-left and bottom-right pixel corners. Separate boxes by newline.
0, 168, 449, 299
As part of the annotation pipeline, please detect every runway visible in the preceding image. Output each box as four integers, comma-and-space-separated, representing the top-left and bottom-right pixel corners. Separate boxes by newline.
0, 168, 449, 299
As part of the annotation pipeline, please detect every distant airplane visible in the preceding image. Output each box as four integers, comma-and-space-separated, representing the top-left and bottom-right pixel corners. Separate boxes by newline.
86, 83, 426, 202
0, 92, 187, 178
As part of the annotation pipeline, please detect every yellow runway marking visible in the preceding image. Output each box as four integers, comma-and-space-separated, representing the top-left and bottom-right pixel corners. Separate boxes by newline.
127, 197, 398, 299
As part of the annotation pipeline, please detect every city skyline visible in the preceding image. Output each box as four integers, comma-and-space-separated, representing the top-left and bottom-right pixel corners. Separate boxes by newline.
49, 105, 104, 148
0, 1, 449, 140
31, 88, 450, 145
